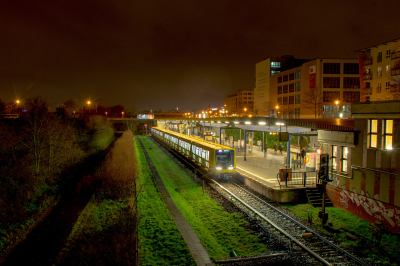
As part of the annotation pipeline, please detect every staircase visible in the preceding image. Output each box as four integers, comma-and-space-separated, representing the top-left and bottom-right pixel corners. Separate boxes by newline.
305, 188, 333, 207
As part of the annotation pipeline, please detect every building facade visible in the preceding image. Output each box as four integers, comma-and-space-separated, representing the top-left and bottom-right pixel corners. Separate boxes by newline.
357, 38, 400, 102
269, 59, 360, 119
319, 101, 400, 233
254, 56, 309, 116
224, 93, 237, 115
224, 89, 254, 116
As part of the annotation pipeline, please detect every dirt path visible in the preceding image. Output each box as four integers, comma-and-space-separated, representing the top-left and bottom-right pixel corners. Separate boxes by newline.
2, 153, 104, 266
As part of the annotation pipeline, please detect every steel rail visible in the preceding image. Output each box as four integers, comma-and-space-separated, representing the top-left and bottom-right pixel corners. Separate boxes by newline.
228, 180, 368, 266
211, 179, 332, 266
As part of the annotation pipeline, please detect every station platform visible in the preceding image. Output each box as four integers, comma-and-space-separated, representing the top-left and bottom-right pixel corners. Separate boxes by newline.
231, 142, 318, 203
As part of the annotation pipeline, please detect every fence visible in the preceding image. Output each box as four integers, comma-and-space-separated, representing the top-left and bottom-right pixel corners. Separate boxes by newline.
276, 171, 318, 188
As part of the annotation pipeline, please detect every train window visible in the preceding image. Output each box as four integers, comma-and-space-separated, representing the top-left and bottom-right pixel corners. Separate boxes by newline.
206, 151, 209, 160
202, 150, 206, 159
215, 150, 234, 169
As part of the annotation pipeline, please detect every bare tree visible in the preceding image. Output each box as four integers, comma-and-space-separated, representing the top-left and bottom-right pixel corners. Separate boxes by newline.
302, 85, 323, 118
254, 101, 271, 117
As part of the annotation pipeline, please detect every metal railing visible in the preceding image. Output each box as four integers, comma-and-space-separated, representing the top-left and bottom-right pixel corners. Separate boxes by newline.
391, 51, 400, 60
276, 171, 317, 188
363, 58, 373, 65
391, 68, 400, 76
363, 88, 372, 95
363, 73, 373, 80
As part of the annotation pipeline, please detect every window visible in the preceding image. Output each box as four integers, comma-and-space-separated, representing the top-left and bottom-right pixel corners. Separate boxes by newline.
377, 51, 382, 62
271, 61, 281, 68
377, 66, 382, 78
283, 97, 288, 105
295, 71, 301, 79
343, 91, 360, 103
277, 97, 282, 105
332, 146, 337, 170
343, 77, 360, 88
386, 49, 391, 58
344, 63, 359, 74
386, 65, 391, 74
289, 83, 294, 92
283, 85, 288, 93
289, 95, 294, 104
341, 147, 348, 172
368, 119, 378, 148
278, 76, 282, 83
295, 82, 301, 91
295, 108, 300, 119
283, 75, 288, 82
295, 94, 301, 104
277, 86, 282, 94
377, 82, 382, 93
323, 77, 340, 88
271, 70, 280, 75
289, 73, 294, 80
383, 120, 393, 150
386, 81, 390, 89
323, 91, 340, 102
323, 63, 340, 74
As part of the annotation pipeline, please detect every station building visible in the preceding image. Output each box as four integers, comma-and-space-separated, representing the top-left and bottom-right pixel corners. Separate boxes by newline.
319, 101, 400, 232
269, 58, 360, 119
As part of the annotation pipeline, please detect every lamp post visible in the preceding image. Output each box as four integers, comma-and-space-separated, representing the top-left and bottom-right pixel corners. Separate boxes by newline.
16, 100, 20, 117
335, 100, 339, 118
275, 105, 279, 118
105, 111, 108, 117
87, 101, 91, 117
122, 111, 124, 118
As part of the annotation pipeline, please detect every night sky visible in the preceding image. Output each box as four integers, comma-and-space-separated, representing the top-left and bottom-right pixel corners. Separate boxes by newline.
2, 0, 400, 113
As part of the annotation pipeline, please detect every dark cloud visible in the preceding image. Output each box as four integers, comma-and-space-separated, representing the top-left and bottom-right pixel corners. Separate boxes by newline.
1, 0, 400, 112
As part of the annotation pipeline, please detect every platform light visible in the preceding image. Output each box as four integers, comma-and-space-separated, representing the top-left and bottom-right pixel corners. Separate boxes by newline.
228, 166, 233, 170
225, 121, 229, 124
276, 122, 284, 126
217, 121, 221, 123
258, 122, 266, 125
216, 167, 222, 170
245, 121, 251, 124
234, 121, 239, 124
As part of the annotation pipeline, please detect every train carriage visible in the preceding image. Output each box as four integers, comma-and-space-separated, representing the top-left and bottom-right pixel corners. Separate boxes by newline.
151, 127, 236, 179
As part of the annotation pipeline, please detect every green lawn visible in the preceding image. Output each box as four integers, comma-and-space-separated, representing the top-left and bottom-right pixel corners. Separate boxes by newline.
284, 203, 400, 265
140, 136, 269, 261
135, 137, 195, 266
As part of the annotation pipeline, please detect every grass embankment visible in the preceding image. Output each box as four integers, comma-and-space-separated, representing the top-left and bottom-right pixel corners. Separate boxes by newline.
0, 114, 115, 262
140, 136, 269, 261
285, 203, 400, 265
57, 131, 135, 265
135, 135, 195, 266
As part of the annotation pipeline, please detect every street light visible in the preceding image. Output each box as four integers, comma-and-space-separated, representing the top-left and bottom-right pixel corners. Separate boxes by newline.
105, 111, 108, 117
87, 101, 91, 116
122, 111, 124, 118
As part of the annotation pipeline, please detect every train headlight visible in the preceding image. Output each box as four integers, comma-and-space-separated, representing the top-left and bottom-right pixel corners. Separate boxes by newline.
228, 167, 233, 170
216, 167, 222, 170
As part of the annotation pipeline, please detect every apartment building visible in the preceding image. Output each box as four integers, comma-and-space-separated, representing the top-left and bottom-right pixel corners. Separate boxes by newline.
254, 56, 309, 116
357, 38, 400, 102
224, 93, 237, 114
224, 89, 254, 116
269, 59, 360, 119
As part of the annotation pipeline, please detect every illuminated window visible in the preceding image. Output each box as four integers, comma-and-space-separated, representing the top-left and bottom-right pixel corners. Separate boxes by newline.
271, 61, 281, 68
295, 94, 301, 104
377, 67, 382, 78
341, 147, 348, 172
383, 120, 393, 150
368, 119, 378, 148
271, 70, 280, 75
332, 145, 337, 170
386, 65, 391, 74
295, 71, 301, 79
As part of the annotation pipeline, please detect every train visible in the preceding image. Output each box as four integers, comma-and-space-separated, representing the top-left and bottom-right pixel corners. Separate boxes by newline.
151, 127, 236, 179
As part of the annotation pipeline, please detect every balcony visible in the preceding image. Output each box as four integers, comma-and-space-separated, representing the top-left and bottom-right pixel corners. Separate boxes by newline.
392, 51, 400, 60
363, 58, 373, 66
391, 68, 400, 76
363, 73, 373, 80
390, 84, 400, 93
363, 88, 372, 95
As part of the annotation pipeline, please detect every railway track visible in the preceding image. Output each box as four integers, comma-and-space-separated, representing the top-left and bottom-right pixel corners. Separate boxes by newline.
149, 135, 371, 265
212, 180, 370, 266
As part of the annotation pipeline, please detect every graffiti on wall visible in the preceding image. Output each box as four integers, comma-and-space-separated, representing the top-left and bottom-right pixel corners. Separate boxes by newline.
338, 185, 400, 229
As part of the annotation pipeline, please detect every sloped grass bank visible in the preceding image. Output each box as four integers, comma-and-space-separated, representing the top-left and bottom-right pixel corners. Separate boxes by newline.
56, 131, 135, 265
135, 136, 195, 266
285, 203, 400, 265
140, 136, 269, 261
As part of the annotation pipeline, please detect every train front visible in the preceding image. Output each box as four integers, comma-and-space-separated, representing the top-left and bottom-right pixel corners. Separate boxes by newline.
214, 149, 236, 179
